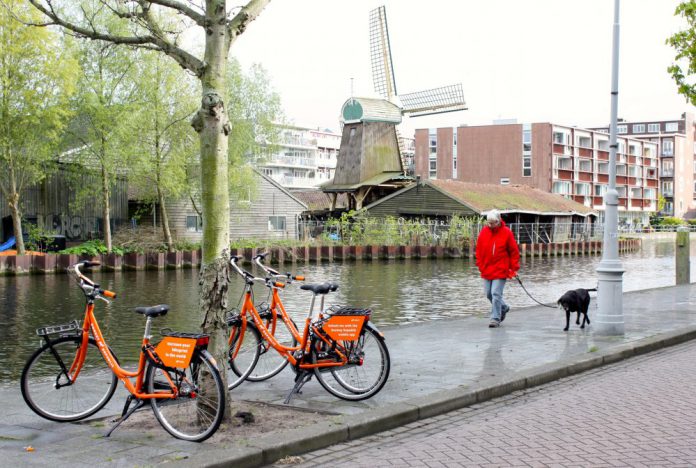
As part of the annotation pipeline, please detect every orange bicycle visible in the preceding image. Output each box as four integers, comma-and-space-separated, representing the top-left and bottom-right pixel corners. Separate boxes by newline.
20, 261, 225, 442
226, 256, 390, 402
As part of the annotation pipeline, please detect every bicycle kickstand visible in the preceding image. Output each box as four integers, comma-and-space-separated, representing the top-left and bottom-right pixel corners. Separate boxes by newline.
283, 370, 313, 405
104, 395, 145, 438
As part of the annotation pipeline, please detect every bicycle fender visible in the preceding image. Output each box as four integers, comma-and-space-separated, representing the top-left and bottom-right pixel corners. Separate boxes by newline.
365, 321, 385, 339
199, 349, 220, 371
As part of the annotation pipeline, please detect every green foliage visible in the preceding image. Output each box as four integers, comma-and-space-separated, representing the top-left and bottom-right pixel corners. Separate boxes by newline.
0, 1, 79, 254
173, 240, 201, 252
316, 211, 479, 246
659, 216, 686, 226
60, 240, 126, 256
23, 223, 54, 252
668, 1, 696, 105
686, 219, 696, 225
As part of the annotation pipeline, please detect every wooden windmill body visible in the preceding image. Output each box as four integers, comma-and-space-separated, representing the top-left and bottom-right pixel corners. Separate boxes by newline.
322, 5, 468, 211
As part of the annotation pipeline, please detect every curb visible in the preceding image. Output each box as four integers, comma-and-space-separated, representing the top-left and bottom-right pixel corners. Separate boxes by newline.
181, 325, 696, 468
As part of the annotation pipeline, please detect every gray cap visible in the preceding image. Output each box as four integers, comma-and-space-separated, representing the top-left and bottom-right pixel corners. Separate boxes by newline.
486, 210, 500, 222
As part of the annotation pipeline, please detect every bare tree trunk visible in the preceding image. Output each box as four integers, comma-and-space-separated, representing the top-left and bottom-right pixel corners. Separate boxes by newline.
158, 186, 174, 251
101, 164, 112, 252
193, 0, 233, 419
9, 193, 25, 255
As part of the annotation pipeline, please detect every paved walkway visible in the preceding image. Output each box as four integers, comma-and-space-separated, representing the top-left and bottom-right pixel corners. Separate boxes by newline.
2, 284, 696, 467
292, 337, 696, 467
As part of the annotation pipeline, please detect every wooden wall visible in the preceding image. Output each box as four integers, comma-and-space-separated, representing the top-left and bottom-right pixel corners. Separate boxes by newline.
167, 173, 307, 242
0, 165, 128, 241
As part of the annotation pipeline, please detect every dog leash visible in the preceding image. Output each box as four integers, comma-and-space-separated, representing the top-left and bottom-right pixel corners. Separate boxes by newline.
513, 276, 557, 309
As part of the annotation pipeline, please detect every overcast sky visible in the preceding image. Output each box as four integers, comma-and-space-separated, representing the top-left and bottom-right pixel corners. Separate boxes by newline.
229, 0, 696, 135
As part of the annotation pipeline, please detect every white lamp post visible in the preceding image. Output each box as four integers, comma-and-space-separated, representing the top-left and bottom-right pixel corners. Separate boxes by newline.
596, 0, 625, 335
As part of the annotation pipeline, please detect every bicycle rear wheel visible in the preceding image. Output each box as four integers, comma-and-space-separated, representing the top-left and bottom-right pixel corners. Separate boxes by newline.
247, 318, 297, 382
21, 336, 118, 422
227, 323, 261, 389
312, 327, 390, 401
147, 350, 225, 442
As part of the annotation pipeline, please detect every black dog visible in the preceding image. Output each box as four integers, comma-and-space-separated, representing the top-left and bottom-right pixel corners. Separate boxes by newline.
557, 288, 596, 331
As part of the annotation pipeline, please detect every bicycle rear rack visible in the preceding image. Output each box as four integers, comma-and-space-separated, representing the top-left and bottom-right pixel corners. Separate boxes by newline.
35, 320, 81, 337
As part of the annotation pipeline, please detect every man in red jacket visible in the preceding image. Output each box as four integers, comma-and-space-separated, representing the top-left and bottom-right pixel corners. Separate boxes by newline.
475, 210, 520, 328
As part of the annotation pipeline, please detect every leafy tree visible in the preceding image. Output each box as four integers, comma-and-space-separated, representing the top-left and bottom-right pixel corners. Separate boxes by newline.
68, 36, 139, 252
22, 0, 270, 397
0, 0, 77, 254
668, 1, 696, 104
129, 50, 198, 251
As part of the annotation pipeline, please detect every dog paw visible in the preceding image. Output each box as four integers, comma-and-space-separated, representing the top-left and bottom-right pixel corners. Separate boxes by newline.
563, 327, 569, 331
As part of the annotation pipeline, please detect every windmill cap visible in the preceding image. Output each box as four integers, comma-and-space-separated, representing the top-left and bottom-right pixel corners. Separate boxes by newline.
487, 210, 501, 222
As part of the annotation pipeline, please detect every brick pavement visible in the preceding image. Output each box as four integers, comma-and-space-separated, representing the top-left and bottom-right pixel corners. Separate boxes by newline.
289, 339, 696, 467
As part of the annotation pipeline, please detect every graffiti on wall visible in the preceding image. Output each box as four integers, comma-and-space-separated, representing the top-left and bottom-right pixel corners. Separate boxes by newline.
40, 213, 122, 240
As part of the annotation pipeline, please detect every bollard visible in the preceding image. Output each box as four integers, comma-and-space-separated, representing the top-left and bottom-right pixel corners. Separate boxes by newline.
676, 226, 690, 285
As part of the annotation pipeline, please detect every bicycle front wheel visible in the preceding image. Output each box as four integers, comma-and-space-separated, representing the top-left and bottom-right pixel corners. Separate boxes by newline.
227, 323, 261, 389
312, 326, 390, 401
247, 318, 297, 382
21, 336, 118, 422
147, 350, 225, 442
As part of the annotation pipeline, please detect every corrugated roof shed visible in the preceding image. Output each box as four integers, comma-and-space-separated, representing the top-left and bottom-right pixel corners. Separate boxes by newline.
291, 190, 348, 211
428, 180, 596, 216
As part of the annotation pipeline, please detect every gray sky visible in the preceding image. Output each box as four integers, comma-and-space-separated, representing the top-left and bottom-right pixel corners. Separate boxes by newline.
230, 0, 695, 134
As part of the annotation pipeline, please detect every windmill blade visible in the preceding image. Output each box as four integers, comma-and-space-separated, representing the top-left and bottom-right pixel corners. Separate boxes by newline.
399, 84, 468, 117
369, 6, 397, 100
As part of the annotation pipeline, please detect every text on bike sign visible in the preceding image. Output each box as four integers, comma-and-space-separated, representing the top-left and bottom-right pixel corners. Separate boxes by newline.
155, 337, 197, 368
324, 315, 366, 341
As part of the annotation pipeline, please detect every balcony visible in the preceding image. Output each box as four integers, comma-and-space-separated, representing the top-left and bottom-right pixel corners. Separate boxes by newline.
597, 150, 609, 161
578, 172, 593, 182
661, 170, 674, 177
556, 169, 574, 180
266, 156, 317, 169
578, 147, 592, 158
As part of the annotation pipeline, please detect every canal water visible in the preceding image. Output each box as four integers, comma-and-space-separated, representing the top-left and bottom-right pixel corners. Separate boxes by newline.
0, 238, 691, 383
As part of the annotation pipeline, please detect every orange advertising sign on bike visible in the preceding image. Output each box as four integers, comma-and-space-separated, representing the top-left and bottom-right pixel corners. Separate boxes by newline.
323, 315, 365, 341
155, 337, 197, 368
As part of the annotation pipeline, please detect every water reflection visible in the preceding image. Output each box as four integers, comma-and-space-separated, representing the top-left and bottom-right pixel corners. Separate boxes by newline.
0, 238, 691, 383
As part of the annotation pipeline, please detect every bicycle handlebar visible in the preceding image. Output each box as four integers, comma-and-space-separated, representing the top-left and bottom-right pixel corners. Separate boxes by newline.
254, 253, 305, 282
71, 262, 117, 300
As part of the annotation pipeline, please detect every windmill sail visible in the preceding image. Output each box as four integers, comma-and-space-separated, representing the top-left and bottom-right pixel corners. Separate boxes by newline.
399, 84, 468, 118
369, 6, 397, 100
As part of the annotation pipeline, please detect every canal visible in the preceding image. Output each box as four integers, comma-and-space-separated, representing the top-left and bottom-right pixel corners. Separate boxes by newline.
0, 237, 691, 383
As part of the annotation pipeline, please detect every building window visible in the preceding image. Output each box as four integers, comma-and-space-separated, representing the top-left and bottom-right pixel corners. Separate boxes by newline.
186, 215, 203, 232
268, 216, 286, 231
617, 125, 627, 134
429, 157, 437, 179
552, 131, 566, 144
662, 140, 674, 156
522, 124, 532, 177
594, 184, 607, 197
666, 122, 679, 132
648, 123, 660, 133
452, 132, 457, 178
552, 181, 572, 195
632, 124, 645, 133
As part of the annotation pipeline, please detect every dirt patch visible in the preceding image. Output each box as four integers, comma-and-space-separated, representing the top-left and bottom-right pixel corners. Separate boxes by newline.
109, 398, 334, 444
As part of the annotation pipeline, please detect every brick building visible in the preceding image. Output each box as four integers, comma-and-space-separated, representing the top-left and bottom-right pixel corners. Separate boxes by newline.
414, 123, 660, 227
590, 113, 696, 218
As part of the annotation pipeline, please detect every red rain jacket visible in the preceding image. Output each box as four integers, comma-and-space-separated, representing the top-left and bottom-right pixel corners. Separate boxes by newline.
475, 221, 520, 280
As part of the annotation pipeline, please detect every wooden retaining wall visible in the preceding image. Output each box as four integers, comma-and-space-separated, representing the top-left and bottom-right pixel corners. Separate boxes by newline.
0, 239, 641, 276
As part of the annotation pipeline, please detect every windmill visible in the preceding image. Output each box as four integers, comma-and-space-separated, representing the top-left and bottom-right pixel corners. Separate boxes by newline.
323, 5, 467, 211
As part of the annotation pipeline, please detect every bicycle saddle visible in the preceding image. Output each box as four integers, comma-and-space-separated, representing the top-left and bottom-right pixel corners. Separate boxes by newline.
135, 304, 170, 317
300, 282, 339, 295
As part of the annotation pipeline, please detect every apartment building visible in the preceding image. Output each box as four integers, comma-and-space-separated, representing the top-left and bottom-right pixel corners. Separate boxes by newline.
259, 125, 340, 190
590, 113, 696, 218
414, 123, 659, 227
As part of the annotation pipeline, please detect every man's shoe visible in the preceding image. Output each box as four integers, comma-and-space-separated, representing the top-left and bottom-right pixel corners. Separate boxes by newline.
489, 320, 500, 328
501, 306, 510, 322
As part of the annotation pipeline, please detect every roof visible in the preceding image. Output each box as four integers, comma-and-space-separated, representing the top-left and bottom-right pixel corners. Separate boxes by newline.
320, 171, 408, 192
365, 179, 596, 216
341, 97, 403, 124
255, 169, 308, 209
428, 180, 596, 216
290, 190, 349, 211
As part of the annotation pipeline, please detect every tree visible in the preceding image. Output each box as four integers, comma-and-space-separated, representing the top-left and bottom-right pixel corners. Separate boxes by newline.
0, 0, 77, 254
129, 50, 198, 251
22, 0, 271, 391
668, 1, 696, 105
69, 36, 140, 252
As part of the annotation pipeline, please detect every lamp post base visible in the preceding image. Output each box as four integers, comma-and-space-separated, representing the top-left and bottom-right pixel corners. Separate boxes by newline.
595, 262, 625, 335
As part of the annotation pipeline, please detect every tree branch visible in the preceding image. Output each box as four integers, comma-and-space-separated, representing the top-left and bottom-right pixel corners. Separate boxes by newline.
225, 0, 271, 52
27, 0, 205, 75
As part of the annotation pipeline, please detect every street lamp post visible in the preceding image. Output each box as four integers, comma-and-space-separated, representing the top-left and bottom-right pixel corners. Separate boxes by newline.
596, 0, 625, 335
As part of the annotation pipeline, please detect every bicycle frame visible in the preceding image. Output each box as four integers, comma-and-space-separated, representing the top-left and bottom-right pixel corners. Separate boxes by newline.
229, 259, 350, 370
